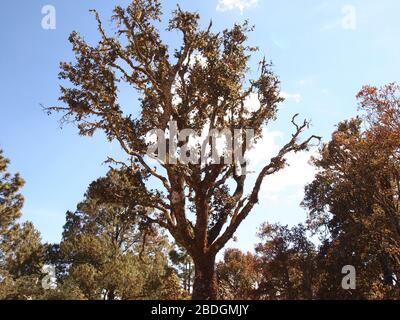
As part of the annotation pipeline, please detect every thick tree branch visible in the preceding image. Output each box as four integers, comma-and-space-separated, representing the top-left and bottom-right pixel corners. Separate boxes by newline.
210, 116, 321, 254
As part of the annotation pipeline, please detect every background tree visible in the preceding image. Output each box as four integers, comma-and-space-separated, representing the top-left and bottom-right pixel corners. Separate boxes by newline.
55, 169, 181, 300
48, 0, 319, 299
0, 149, 24, 237
254, 223, 316, 300
0, 222, 46, 300
216, 248, 259, 300
303, 83, 400, 299
0, 149, 46, 300
169, 244, 193, 297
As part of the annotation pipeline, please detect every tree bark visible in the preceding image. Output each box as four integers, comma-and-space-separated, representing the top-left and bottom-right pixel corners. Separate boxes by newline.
106, 288, 116, 300
192, 254, 217, 300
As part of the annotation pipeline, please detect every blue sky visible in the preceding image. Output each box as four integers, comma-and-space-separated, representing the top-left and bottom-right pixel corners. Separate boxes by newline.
0, 0, 399, 253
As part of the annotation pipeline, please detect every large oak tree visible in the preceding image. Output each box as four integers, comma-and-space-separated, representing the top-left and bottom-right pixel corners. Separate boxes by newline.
49, 0, 318, 299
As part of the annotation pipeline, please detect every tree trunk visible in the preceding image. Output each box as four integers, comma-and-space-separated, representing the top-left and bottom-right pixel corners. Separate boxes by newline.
192, 255, 217, 300
107, 289, 116, 300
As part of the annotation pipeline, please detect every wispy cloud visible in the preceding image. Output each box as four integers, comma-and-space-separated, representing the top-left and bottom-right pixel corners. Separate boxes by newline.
280, 91, 301, 104
261, 151, 317, 198
246, 130, 317, 202
216, 0, 258, 13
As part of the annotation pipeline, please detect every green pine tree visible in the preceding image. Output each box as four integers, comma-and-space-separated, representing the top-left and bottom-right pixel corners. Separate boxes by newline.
0, 149, 46, 300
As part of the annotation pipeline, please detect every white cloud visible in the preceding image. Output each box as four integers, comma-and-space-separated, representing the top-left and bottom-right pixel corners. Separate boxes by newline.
186, 54, 208, 68
261, 151, 317, 198
243, 92, 261, 113
246, 129, 282, 172
216, 0, 258, 13
246, 129, 318, 201
280, 91, 301, 104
